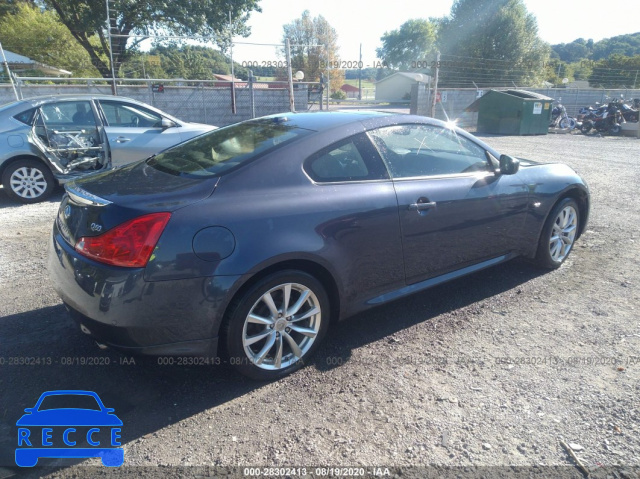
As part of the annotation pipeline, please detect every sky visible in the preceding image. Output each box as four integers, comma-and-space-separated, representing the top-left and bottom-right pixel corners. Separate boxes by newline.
230, 0, 640, 63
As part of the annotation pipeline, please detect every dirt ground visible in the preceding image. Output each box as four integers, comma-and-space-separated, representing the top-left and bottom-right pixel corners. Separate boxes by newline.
0, 132, 639, 479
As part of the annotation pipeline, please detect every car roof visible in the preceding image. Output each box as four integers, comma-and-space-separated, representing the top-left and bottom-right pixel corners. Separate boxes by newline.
4, 94, 183, 123
254, 110, 395, 131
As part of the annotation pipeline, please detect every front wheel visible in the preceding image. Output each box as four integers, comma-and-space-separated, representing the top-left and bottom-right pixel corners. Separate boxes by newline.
580, 121, 592, 134
222, 270, 330, 380
534, 198, 580, 269
2, 159, 55, 203
559, 117, 576, 129
608, 124, 622, 135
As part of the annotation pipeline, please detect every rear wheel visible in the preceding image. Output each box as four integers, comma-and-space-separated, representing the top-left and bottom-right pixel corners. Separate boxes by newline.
2, 158, 55, 203
608, 124, 621, 135
580, 121, 592, 134
534, 198, 580, 269
222, 270, 330, 380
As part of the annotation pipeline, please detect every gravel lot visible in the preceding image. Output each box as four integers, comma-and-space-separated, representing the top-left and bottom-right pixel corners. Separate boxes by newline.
0, 133, 639, 479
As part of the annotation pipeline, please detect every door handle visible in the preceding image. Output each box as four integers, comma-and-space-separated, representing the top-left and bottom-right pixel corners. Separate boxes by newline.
409, 198, 437, 211
114, 136, 131, 143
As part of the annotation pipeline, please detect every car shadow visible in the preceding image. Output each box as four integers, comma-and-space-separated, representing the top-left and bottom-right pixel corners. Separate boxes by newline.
312, 259, 546, 372
0, 258, 546, 474
0, 187, 64, 209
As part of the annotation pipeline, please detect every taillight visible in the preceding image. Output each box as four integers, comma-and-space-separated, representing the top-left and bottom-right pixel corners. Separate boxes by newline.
75, 212, 171, 268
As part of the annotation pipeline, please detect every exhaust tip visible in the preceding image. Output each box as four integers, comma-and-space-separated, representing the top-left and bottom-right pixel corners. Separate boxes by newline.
80, 324, 92, 335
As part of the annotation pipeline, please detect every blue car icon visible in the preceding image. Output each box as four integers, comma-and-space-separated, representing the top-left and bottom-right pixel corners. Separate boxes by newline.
16, 390, 123, 467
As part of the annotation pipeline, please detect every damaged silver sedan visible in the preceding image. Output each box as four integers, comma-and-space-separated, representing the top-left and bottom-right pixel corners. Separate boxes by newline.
0, 95, 216, 203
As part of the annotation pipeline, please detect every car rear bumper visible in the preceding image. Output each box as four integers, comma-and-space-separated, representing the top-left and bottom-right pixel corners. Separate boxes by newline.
48, 223, 241, 356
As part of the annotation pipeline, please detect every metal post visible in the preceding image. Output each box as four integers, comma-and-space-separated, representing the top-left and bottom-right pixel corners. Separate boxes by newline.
286, 39, 295, 112
0, 41, 19, 100
249, 70, 255, 118
326, 47, 330, 110
634, 70, 638, 89
430, 51, 440, 118
105, 0, 118, 95
229, 11, 236, 115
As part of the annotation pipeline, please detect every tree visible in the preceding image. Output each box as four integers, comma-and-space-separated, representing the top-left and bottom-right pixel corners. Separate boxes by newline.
0, 2, 100, 77
119, 45, 247, 81
282, 10, 344, 91
42, 0, 261, 79
588, 54, 640, 88
376, 19, 438, 71
437, 0, 550, 87
0, 0, 36, 17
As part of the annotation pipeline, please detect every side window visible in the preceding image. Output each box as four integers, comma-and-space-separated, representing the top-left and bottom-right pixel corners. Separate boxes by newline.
98, 100, 162, 128
304, 134, 388, 183
39, 101, 96, 128
13, 108, 36, 125
368, 124, 491, 178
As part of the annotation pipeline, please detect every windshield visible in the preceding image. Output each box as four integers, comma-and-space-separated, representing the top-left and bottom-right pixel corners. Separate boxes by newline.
37, 394, 101, 411
148, 118, 313, 177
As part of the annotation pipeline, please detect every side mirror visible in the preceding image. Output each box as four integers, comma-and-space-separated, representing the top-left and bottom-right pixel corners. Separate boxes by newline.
161, 118, 176, 130
499, 154, 520, 175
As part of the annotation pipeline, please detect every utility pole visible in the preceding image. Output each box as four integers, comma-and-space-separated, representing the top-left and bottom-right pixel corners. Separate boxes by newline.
358, 43, 362, 101
105, 0, 118, 95
0, 41, 19, 100
229, 11, 236, 114
286, 38, 295, 112
429, 51, 440, 118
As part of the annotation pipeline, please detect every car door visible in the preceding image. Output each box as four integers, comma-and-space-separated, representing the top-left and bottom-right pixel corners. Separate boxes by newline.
32, 100, 109, 173
368, 124, 529, 284
97, 100, 182, 167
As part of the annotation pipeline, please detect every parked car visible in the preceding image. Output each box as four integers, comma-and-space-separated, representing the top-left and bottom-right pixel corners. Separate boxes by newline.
0, 94, 216, 203
48, 111, 590, 380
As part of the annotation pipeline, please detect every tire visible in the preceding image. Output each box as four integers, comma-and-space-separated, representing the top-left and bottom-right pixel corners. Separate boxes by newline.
608, 124, 621, 135
580, 121, 592, 134
559, 118, 572, 129
2, 158, 55, 203
222, 270, 331, 380
534, 198, 580, 269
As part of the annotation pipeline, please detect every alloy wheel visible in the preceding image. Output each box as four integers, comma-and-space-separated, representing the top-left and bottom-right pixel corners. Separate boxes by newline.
242, 282, 322, 370
549, 205, 578, 263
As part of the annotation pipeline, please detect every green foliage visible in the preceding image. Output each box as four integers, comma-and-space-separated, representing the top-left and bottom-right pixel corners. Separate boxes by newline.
588, 54, 640, 88
437, 0, 550, 87
0, 0, 37, 17
344, 68, 377, 82
282, 10, 344, 89
42, 0, 261, 78
592, 33, 640, 60
119, 45, 248, 81
330, 89, 347, 100
551, 33, 640, 63
0, 3, 100, 76
376, 19, 438, 70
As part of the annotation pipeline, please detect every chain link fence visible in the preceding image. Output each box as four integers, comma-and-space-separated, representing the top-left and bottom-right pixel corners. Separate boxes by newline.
0, 76, 324, 126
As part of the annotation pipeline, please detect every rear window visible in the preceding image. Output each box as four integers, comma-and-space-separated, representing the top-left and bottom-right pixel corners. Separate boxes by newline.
148, 118, 313, 177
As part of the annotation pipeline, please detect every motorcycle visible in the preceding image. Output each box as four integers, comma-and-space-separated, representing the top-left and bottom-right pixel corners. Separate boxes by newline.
580, 101, 625, 135
549, 101, 578, 129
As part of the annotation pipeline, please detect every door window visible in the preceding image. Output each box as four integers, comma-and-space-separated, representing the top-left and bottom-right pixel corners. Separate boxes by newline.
304, 134, 388, 183
368, 125, 491, 178
39, 101, 96, 128
98, 100, 163, 128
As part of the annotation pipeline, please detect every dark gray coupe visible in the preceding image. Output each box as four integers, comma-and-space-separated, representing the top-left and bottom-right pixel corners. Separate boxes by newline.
48, 111, 589, 379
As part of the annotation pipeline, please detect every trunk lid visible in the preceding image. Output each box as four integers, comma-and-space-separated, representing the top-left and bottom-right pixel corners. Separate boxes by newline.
56, 160, 218, 247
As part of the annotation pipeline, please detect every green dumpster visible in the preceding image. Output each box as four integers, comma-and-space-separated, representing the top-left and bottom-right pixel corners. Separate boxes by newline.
465, 89, 553, 135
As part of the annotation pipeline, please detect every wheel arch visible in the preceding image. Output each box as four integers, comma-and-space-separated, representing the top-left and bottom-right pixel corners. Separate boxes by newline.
558, 187, 589, 239
222, 258, 342, 331
0, 154, 56, 181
